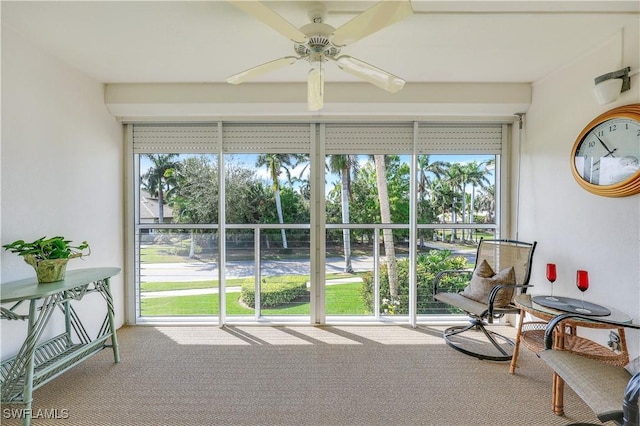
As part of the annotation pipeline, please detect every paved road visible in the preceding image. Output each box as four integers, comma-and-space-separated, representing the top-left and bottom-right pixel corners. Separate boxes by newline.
139, 246, 476, 299
139, 256, 374, 298
140, 256, 378, 283
140, 244, 476, 283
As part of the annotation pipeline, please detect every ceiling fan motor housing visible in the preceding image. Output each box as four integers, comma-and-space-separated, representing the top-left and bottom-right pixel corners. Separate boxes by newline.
296, 23, 340, 62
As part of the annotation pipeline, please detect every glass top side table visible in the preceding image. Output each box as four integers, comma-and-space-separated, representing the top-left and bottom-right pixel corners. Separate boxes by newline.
510, 293, 632, 416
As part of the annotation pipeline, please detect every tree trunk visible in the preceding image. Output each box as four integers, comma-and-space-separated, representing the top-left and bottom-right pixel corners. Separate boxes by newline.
340, 170, 353, 273
189, 230, 196, 258
374, 155, 398, 298
451, 198, 457, 242
275, 188, 288, 249
469, 186, 476, 240
157, 187, 164, 224
461, 185, 467, 241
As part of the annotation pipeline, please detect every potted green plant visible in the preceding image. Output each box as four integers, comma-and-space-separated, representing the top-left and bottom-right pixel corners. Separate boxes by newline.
2, 236, 90, 283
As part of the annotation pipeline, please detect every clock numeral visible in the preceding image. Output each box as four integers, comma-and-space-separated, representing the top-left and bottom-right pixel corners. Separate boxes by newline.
609, 124, 617, 132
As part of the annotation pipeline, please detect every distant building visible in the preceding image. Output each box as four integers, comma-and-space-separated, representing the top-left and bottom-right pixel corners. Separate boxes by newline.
140, 191, 173, 225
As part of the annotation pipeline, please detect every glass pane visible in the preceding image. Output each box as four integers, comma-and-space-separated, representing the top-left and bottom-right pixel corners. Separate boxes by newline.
417, 155, 496, 229
326, 228, 374, 316
259, 229, 311, 316
416, 230, 480, 315
139, 154, 219, 225
372, 228, 410, 317
326, 154, 410, 225
225, 229, 256, 317
225, 154, 310, 225
138, 228, 218, 317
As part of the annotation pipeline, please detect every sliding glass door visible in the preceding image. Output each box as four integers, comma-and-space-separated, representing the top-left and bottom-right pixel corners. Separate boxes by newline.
130, 122, 505, 324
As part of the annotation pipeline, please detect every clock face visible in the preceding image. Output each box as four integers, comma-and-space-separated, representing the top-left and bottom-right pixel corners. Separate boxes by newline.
574, 117, 640, 186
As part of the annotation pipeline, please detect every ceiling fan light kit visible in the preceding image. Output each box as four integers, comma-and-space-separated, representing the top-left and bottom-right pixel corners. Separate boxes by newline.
226, 0, 413, 111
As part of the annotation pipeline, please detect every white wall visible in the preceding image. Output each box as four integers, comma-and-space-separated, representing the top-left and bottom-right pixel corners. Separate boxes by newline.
0, 27, 124, 359
519, 24, 640, 356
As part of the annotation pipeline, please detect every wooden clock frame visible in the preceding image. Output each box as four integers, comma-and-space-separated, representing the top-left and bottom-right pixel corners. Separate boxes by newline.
570, 103, 640, 197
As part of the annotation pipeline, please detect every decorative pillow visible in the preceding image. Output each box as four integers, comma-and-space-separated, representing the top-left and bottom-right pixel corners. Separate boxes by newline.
460, 261, 495, 302
625, 356, 640, 375
474, 259, 495, 278
460, 262, 516, 308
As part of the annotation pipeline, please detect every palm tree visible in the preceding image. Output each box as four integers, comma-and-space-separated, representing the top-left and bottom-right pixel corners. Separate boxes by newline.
417, 155, 447, 246
463, 161, 491, 240
328, 154, 359, 273
444, 163, 467, 242
141, 154, 180, 223
417, 155, 447, 204
430, 178, 456, 241
476, 184, 496, 224
373, 155, 399, 299
256, 154, 296, 249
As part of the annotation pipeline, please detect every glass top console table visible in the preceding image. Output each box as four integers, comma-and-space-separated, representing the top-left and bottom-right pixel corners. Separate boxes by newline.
1, 267, 121, 426
510, 293, 631, 416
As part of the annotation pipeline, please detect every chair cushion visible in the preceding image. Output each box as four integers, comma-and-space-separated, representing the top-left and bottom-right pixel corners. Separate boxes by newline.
539, 349, 629, 423
460, 260, 516, 307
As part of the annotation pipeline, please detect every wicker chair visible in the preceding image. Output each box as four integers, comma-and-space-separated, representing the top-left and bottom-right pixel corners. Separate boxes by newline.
433, 238, 537, 361
538, 313, 640, 426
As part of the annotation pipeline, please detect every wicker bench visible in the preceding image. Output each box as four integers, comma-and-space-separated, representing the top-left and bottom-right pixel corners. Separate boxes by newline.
538, 313, 640, 426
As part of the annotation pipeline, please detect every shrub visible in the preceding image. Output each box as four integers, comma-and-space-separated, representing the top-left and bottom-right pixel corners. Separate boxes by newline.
241, 277, 308, 308
361, 249, 469, 315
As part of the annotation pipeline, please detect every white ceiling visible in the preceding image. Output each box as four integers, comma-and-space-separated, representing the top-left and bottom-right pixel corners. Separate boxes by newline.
3, 1, 639, 87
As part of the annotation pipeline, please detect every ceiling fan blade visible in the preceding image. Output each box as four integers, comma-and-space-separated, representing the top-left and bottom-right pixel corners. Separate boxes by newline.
226, 56, 298, 84
229, 1, 307, 43
307, 66, 324, 111
331, 0, 413, 47
334, 56, 405, 93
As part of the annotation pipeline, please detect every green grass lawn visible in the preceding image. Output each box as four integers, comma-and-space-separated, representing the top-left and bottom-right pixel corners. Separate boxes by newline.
140, 244, 190, 263
141, 282, 368, 316
141, 278, 251, 292
141, 292, 253, 316
325, 283, 370, 315
140, 273, 357, 293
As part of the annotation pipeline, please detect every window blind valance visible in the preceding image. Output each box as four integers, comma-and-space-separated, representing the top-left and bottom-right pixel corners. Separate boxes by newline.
222, 123, 312, 153
416, 123, 503, 155
133, 123, 220, 153
132, 122, 504, 154
324, 123, 415, 154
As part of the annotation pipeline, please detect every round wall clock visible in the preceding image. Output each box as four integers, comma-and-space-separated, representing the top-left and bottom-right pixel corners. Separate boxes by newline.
571, 103, 640, 197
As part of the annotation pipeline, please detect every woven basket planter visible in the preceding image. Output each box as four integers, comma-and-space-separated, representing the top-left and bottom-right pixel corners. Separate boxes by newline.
24, 255, 70, 283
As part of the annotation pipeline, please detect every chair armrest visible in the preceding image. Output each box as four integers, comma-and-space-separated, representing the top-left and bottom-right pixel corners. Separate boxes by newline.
486, 284, 533, 317
543, 313, 640, 350
624, 373, 640, 426
432, 269, 473, 296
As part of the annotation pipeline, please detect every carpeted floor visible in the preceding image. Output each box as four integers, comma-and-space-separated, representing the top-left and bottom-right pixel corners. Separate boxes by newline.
2, 324, 601, 425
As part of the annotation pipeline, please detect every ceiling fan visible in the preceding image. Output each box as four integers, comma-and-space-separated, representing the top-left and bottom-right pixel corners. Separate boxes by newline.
226, 1, 413, 111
